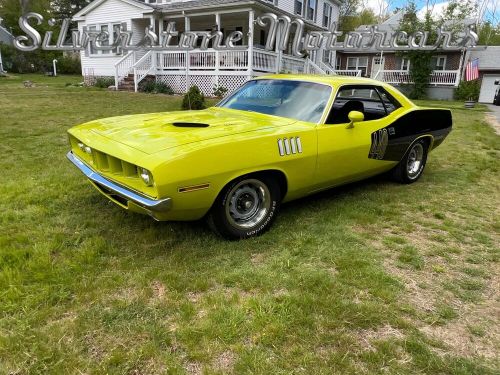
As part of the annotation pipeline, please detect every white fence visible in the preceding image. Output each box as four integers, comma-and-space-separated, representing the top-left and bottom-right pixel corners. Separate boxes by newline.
379, 69, 460, 86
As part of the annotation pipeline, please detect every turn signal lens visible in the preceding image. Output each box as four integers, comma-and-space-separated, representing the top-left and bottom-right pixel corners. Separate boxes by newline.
139, 168, 153, 186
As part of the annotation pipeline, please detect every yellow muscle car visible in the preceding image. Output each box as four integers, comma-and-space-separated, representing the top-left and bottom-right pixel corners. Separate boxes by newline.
67, 75, 452, 239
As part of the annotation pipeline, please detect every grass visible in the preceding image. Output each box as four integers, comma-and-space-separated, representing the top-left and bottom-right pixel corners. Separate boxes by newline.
0, 74, 499, 374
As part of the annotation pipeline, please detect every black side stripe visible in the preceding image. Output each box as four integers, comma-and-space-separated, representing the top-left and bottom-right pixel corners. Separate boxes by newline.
368, 109, 453, 161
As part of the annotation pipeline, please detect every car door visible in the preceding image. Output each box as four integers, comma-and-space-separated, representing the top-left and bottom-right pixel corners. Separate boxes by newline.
314, 85, 400, 189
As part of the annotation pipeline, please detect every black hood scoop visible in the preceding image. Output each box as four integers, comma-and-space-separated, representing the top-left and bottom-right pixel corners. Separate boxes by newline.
172, 122, 209, 128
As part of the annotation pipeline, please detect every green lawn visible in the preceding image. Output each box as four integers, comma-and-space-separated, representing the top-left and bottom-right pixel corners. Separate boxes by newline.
0, 74, 498, 374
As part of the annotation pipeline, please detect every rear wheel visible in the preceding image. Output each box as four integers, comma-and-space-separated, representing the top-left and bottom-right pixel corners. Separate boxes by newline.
391, 139, 429, 184
207, 176, 281, 240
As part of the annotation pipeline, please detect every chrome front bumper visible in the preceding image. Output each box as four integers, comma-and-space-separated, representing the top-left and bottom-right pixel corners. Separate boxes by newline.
67, 151, 172, 213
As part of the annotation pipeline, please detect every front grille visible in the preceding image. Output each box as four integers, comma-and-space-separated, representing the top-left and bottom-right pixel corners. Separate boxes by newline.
69, 135, 138, 179
92, 149, 138, 177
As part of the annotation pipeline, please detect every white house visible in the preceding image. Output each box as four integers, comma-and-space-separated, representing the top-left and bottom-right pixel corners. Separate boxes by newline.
73, 0, 342, 94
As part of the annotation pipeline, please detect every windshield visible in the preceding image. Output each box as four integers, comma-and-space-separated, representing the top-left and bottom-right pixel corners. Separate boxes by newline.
218, 79, 332, 123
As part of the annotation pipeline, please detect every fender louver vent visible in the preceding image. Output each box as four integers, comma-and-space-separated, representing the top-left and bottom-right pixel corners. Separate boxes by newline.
172, 122, 209, 128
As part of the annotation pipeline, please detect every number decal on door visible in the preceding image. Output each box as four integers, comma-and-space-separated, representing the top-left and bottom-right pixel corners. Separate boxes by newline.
369, 128, 389, 160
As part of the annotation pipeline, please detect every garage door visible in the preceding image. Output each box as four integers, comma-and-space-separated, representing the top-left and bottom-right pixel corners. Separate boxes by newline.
479, 75, 500, 103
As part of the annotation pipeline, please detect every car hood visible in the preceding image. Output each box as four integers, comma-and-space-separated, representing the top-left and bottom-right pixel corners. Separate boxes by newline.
78, 107, 296, 154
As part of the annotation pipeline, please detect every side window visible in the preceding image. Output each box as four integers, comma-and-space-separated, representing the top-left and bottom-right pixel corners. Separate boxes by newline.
326, 85, 387, 124
376, 87, 402, 115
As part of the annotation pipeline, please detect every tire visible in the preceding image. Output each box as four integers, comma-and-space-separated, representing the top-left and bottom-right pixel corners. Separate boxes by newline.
207, 176, 281, 240
391, 138, 429, 184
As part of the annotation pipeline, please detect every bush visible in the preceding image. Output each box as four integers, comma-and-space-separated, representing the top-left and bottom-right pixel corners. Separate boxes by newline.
57, 55, 81, 75
139, 80, 156, 93
455, 80, 480, 101
139, 80, 174, 95
94, 77, 115, 88
182, 85, 206, 110
0, 43, 60, 73
213, 85, 228, 98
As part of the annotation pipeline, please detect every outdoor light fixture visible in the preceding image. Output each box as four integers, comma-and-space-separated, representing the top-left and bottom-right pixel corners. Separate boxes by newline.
139, 168, 153, 186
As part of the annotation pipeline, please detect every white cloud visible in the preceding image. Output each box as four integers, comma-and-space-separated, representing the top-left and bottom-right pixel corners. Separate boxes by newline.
417, 1, 451, 19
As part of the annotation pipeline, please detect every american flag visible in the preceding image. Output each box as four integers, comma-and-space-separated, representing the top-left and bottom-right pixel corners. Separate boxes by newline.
465, 58, 479, 81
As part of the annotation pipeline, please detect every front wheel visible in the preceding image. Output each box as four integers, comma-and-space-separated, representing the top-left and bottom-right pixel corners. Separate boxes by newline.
207, 176, 281, 240
391, 139, 429, 184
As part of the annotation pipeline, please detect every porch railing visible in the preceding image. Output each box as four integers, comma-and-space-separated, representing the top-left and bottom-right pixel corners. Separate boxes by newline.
114, 51, 138, 89
305, 59, 325, 74
253, 49, 278, 73
334, 69, 362, 77
281, 54, 306, 73
133, 51, 155, 92
379, 69, 460, 86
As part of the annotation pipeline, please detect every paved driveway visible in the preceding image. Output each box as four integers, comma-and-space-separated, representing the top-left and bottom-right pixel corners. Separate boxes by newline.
485, 104, 500, 135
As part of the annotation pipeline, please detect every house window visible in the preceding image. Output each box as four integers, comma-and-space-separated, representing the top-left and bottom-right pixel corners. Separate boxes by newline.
347, 56, 368, 76
295, 0, 304, 15
431, 55, 446, 70
306, 0, 317, 21
323, 3, 332, 27
401, 58, 410, 71
88, 23, 123, 56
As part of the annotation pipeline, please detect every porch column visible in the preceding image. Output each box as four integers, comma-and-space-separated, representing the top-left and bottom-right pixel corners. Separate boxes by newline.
215, 13, 221, 88
275, 22, 281, 73
184, 15, 191, 90
248, 10, 254, 76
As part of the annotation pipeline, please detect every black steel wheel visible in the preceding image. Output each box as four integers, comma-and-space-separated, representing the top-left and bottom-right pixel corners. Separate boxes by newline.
207, 176, 281, 240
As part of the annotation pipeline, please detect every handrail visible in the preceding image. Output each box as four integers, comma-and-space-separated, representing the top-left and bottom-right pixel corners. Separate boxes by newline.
318, 61, 336, 75
133, 51, 155, 92
114, 51, 137, 90
305, 59, 325, 75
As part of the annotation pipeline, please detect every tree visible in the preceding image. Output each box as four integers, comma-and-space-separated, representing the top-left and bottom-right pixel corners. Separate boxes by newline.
0, 0, 52, 34
478, 22, 500, 45
51, 0, 92, 20
397, 0, 477, 99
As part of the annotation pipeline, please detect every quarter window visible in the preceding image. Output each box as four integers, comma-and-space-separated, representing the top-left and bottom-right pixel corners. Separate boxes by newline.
326, 85, 400, 124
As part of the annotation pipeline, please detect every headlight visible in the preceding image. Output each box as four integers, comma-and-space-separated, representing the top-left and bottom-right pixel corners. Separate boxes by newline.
139, 168, 153, 186
84, 146, 92, 154
77, 142, 85, 151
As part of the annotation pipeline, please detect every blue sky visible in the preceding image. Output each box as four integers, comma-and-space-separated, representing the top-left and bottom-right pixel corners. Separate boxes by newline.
364, 0, 499, 24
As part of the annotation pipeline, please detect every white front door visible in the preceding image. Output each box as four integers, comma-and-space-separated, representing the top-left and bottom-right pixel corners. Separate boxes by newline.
371, 57, 385, 79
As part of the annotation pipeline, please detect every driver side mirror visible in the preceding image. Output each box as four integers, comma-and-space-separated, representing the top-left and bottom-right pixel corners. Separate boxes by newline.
346, 110, 364, 128
495, 80, 500, 85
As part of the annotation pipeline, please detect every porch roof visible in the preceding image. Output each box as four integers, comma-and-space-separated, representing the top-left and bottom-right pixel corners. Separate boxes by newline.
151, 0, 326, 30
74, 0, 154, 19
